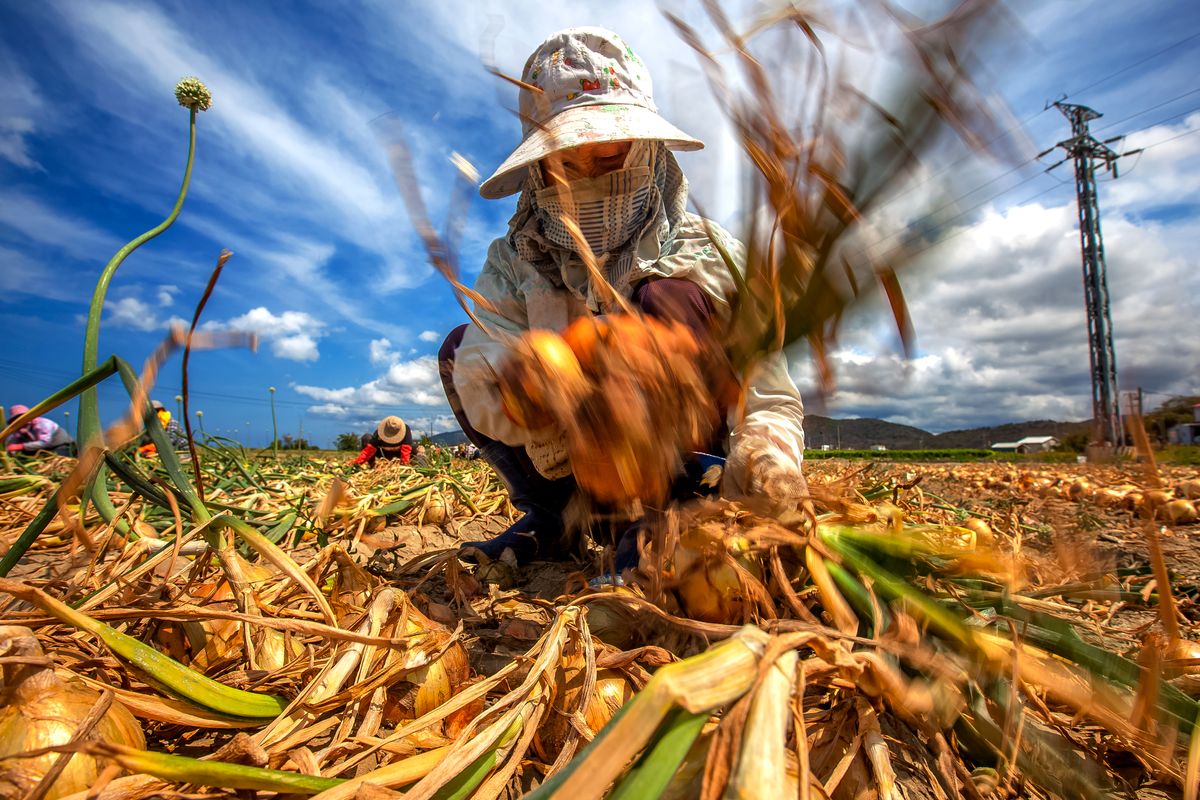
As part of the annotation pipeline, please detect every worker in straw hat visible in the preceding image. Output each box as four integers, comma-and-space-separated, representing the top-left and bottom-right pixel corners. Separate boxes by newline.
438, 27, 806, 573
351, 416, 413, 467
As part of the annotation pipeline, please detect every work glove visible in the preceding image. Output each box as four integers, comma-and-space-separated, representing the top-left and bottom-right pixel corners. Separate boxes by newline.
725, 434, 809, 516
525, 429, 572, 480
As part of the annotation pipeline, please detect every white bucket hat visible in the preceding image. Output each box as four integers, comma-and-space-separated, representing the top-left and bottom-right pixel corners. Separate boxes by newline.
479, 27, 703, 199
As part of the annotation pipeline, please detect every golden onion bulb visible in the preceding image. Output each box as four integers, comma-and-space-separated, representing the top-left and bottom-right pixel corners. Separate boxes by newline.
381, 605, 471, 734
962, 517, 994, 547
585, 599, 638, 649
423, 491, 450, 526
1164, 498, 1198, 524
672, 529, 759, 624
534, 655, 633, 761
0, 626, 145, 800
1165, 638, 1200, 678
498, 330, 587, 430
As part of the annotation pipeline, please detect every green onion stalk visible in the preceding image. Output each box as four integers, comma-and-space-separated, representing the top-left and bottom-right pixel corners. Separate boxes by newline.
77, 77, 212, 530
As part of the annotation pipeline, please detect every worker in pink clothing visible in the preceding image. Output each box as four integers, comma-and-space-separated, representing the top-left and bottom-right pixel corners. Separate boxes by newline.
6, 405, 76, 456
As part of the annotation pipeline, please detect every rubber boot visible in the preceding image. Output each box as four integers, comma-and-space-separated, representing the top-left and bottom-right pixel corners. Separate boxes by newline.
460, 441, 576, 566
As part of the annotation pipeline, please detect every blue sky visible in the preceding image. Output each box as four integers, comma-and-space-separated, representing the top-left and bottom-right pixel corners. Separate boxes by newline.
1, 0, 1198, 447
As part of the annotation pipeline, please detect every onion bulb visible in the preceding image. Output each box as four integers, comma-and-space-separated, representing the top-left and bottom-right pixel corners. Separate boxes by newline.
672, 527, 760, 624
962, 518, 994, 547
1164, 638, 1200, 678
534, 650, 633, 761
0, 626, 145, 800
381, 605, 471, 735
1164, 498, 1198, 524
422, 491, 450, 525
498, 330, 587, 429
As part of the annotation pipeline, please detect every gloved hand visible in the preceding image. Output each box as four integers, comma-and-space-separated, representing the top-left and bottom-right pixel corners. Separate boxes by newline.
746, 451, 809, 510
525, 429, 572, 480
725, 434, 809, 516
7, 443, 24, 453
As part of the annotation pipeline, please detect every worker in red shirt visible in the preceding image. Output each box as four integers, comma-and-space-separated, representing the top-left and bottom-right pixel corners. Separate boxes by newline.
351, 416, 413, 466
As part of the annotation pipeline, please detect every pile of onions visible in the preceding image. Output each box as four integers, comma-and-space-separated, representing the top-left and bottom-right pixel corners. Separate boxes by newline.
0, 626, 144, 799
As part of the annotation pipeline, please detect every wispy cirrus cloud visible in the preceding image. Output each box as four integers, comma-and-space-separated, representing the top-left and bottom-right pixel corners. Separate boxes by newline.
0, 53, 44, 170
0, 188, 123, 260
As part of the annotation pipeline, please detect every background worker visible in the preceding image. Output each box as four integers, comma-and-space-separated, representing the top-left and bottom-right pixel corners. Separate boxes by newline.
351, 416, 413, 467
137, 400, 187, 457
5, 404, 76, 456
438, 28, 807, 571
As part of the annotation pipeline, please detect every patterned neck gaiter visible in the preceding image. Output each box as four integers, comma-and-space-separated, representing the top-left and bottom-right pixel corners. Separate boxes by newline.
533, 142, 656, 256
507, 141, 690, 307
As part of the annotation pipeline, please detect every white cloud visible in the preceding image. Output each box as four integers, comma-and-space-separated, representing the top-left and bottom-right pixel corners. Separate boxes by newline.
307, 403, 350, 417
156, 284, 179, 307
418, 330, 440, 343
792, 182, 1200, 430
102, 296, 187, 332
105, 297, 160, 332
273, 334, 320, 362
369, 337, 398, 365
204, 307, 328, 362
295, 354, 447, 414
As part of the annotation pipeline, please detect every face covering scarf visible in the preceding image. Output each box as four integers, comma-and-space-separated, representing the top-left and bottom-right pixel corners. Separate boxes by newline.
507, 140, 690, 308
534, 142, 656, 256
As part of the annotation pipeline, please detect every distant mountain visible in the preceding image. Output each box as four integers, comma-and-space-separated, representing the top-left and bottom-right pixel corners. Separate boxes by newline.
430, 430, 469, 446
804, 414, 1090, 450
804, 415, 933, 450
927, 419, 1090, 449
426, 416, 1090, 452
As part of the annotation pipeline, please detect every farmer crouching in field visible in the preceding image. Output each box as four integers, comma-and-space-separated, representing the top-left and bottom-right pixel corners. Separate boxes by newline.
351, 416, 413, 467
5, 405, 76, 457
137, 400, 187, 457
438, 28, 806, 575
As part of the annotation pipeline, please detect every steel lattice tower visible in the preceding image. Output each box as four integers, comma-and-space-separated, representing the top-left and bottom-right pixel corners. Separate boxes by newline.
1049, 101, 1123, 448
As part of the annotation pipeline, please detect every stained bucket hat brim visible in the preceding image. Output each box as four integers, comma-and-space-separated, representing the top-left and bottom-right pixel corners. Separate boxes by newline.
480, 103, 702, 199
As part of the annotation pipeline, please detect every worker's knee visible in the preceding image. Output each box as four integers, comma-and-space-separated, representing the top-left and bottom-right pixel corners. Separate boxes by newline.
632, 278, 714, 333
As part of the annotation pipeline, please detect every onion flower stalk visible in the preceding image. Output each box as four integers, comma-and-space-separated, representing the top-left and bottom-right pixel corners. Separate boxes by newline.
76, 78, 211, 533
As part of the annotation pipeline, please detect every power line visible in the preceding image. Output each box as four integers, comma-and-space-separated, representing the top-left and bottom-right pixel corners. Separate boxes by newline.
0, 363, 448, 415
1093, 88, 1200, 133
1062, 32, 1200, 99
858, 94, 1200, 256
874, 180, 1062, 263
872, 31, 1200, 216
1127, 121, 1200, 152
